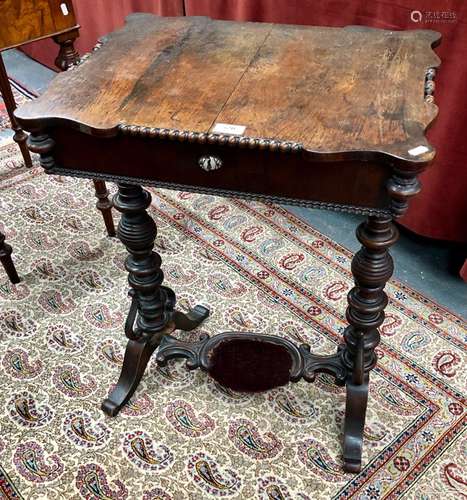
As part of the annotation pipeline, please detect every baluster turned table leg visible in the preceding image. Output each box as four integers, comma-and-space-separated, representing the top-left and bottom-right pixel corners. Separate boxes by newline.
101, 183, 175, 416
53, 29, 80, 71
0, 53, 32, 169
341, 215, 398, 472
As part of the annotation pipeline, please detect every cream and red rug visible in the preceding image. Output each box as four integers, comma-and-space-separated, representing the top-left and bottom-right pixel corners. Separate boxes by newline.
0, 89, 466, 499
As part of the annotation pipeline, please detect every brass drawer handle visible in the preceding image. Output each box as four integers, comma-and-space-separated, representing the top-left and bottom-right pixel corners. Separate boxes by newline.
198, 155, 222, 172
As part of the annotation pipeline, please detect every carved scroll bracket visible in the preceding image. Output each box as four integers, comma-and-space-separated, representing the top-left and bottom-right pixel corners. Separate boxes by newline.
155, 332, 348, 390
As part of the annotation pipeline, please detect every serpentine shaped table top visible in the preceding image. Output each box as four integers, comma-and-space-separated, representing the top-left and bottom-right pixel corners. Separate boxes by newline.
15, 13, 440, 164
11, 14, 443, 472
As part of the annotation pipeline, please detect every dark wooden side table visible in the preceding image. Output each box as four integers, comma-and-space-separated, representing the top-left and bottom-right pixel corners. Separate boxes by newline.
15, 14, 440, 472
0, 0, 115, 283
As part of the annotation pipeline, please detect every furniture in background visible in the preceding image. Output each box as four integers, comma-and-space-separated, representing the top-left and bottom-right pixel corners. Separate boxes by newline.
19, 0, 185, 68
21, 1, 467, 280
16, 14, 440, 472
0, 0, 115, 283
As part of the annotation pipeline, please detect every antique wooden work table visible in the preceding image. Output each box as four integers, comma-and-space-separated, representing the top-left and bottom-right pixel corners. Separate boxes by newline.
15, 14, 441, 472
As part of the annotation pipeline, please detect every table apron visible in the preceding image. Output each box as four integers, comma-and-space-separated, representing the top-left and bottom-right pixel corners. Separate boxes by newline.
48, 128, 393, 216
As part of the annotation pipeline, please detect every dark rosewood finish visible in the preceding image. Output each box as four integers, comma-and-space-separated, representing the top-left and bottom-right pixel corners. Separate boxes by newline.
92, 180, 116, 237
101, 183, 209, 416
47, 127, 393, 215
15, 15, 440, 166
15, 15, 440, 472
342, 215, 399, 471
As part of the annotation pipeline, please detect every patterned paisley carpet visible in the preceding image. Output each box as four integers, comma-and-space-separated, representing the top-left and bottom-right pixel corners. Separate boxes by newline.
0, 95, 466, 499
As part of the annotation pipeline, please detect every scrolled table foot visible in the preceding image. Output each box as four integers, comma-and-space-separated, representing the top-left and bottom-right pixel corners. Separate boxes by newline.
101, 399, 119, 417
172, 305, 210, 331
342, 373, 369, 473
102, 336, 159, 417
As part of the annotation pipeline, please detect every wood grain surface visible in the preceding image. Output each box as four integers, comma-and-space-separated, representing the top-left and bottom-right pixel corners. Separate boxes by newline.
0, 0, 79, 51
15, 14, 441, 163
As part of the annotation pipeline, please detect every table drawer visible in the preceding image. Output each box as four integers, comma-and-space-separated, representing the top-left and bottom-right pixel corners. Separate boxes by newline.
50, 127, 392, 211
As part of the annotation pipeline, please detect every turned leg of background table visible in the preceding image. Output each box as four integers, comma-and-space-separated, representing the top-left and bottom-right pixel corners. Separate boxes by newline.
53, 29, 80, 71
341, 215, 398, 472
0, 53, 33, 169
52, 33, 115, 237
92, 180, 116, 237
0, 229, 20, 284
0, 53, 26, 284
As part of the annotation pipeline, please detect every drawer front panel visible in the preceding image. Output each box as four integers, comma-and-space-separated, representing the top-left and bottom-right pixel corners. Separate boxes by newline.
51, 128, 392, 211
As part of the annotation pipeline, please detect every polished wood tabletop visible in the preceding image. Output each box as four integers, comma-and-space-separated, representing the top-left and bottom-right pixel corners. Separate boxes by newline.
16, 13, 440, 164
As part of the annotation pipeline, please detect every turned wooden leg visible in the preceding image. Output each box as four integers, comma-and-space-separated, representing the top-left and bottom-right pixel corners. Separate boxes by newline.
53, 29, 80, 71
102, 183, 209, 416
341, 215, 398, 472
92, 180, 116, 237
101, 184, 176, 416
0, 55, 25, 283
0, 53, 33, 169
0, 229, 20, 284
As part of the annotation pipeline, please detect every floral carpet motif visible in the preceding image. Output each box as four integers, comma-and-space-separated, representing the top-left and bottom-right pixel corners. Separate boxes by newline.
0, 142, 466, 498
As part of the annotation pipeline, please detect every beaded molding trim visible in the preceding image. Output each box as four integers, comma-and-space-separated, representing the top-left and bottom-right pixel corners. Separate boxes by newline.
43, 165, 390, 217
67, 40, 105, 69
118, 124, 304, 154
424, 68, 436, 103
